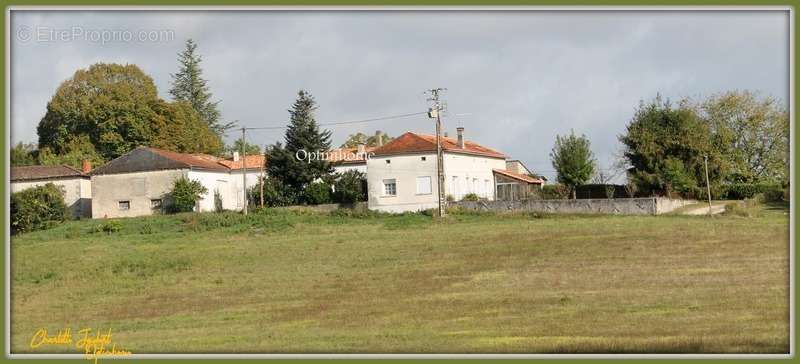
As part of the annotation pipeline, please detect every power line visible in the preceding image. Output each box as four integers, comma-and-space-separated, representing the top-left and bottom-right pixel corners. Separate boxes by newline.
241, 111, 427, 131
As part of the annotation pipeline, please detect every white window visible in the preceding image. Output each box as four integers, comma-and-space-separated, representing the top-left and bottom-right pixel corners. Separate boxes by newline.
118, 201, 130, 210
473, 178, 479, 195
416, 176, 432, 195
485, 180, 491, 198
452, 176, 459, 198
383, 179, 397, 196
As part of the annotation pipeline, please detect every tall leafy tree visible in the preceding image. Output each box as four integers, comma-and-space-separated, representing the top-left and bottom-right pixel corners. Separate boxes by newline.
37, 63, 223, 160
38, 135, 105, 170
225, 138, 262, 157
169, 39, 232, 135
620, 95, 722, 197
10, 142, 37, 166
697, 90, 789, 183
38, 63, 161, 159
266, 90, 333, 201
149, 100, 223, 155
340, 131, 393, 148
550, 130, 597, 199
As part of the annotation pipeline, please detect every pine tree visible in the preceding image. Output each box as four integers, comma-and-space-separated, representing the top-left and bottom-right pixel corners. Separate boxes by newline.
266, 90, 333, 201
169, 39, 232, 135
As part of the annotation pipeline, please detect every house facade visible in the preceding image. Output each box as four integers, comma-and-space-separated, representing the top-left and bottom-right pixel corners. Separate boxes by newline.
11, 164, 92, 218
90, 147, 264, 218
367, 128, 508, 213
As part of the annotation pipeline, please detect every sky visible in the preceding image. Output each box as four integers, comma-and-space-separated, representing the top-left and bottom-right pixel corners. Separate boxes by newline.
9, 10, 789, 181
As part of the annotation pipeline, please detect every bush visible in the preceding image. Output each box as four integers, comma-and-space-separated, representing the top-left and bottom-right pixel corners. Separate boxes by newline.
101, 220, 122, 234
461, 193, 480, 201
722, 183, 783, 200
542, 184, 570, 199
167, 177, 208, 213
575, 184, 627, 199
332, 170, 367, 203
303, 181, 332, 205
10, 183, 67, 234
262, 178, 297, 207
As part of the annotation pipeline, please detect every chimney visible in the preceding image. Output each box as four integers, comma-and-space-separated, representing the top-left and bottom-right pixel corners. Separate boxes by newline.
81, 159, 91, 174
375, 130, 383, 146
456, 127, 465, 148
356, 142, 366, 154
233, 151, 240, 162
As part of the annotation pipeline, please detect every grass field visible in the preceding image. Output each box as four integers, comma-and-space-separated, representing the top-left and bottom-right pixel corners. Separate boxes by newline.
10, 203, 790, 354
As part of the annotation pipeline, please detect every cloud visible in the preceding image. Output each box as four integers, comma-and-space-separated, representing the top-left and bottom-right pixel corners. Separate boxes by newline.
10, 10, 789, 181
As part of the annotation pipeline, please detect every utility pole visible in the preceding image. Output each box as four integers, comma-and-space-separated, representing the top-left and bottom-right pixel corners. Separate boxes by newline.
704, 155, 712, 215
241, 127, 248, 215
426, 88, 447, 218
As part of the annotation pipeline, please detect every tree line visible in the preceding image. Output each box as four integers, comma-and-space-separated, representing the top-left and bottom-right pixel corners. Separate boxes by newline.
550, 91, 789, 200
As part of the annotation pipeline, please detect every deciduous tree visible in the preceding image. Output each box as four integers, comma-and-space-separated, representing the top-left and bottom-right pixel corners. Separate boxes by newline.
550, 130, 596, 199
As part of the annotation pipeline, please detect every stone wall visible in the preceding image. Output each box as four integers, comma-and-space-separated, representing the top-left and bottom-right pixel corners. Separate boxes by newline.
451, 197, 695, 215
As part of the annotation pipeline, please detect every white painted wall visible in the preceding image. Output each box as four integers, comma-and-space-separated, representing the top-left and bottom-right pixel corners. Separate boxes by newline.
367, 153, 438, 213
367, 152, 506, 213
187, 170, 236, 212
192, 169, 263, 211
11, 178, 91, 219
443, 153, 506, 201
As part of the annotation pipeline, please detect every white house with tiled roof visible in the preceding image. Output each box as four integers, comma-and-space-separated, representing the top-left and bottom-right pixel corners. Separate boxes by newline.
367, 127, 542, 213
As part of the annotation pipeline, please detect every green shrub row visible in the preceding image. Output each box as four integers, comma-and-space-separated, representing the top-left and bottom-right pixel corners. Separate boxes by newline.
721, 183, 786, 201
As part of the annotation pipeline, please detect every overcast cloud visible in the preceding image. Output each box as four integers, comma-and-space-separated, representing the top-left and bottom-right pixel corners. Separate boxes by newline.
9, 10, 789, 180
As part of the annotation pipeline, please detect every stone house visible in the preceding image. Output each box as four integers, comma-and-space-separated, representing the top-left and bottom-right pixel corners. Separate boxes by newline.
89, 147, 264, 218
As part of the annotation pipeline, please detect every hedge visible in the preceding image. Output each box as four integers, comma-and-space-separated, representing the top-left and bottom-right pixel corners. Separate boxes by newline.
10, 183, 67, 235
722, 183, 785, 201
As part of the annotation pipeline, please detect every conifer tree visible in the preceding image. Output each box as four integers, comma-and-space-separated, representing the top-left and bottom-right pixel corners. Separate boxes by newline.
266, 90, 333, 201
170, 39, 232, 135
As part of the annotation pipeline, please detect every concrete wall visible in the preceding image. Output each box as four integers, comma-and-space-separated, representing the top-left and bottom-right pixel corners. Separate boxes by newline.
655, 198, 698, 214
452, 197, 695, 215
11, 178, 91, 219
92, 169, 186, 218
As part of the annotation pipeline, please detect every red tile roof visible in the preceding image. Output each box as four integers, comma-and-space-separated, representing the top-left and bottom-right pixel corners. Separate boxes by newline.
218, 154, 266, 170
148, 148, 231, 172
327, 146, 377, 165
372, 132, 506, 159
493, 168, 545, 184
11, 165, 87, 182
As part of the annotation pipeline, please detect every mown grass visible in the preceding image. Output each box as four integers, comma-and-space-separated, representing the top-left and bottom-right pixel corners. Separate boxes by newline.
10, 205, 789, 354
